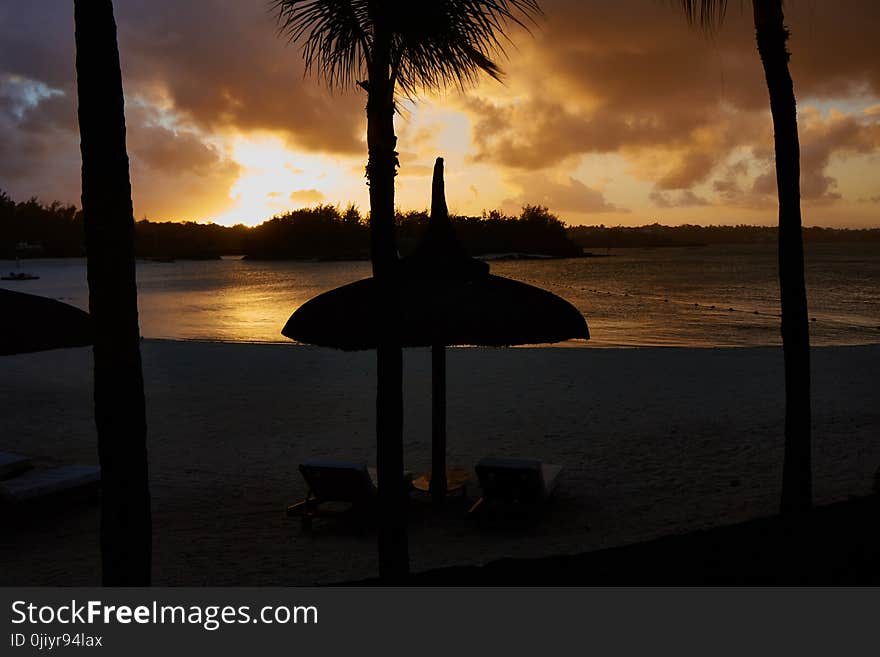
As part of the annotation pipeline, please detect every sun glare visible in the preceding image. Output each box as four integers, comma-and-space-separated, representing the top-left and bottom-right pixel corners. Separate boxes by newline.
211, 135, 359, 227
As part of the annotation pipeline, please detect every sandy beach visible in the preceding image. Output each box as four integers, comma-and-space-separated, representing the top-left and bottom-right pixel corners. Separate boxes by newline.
1, 341, 878, 585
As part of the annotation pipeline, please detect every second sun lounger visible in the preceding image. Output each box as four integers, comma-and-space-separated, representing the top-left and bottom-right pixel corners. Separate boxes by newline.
468, 457, 563, 517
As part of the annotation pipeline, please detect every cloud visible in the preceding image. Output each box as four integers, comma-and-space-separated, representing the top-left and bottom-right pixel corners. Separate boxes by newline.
649, 190, 711, 208
0, 0, 366, 216
289, 189, 324, 204
396, 151, 434, 178
719, 109, 880, 206
113, 2, 366, 154
0, 78, 80, 203
797, 108, 880, 200
461, 0, 880, 207
461, 2, 768, 180
124, 104, 233, 177
501, 174, 623, 215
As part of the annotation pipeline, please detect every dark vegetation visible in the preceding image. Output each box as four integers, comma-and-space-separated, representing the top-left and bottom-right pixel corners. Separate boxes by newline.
411, 206, 581, 259
570, 223, 880, 249
0, 192, 84, 257
0, 193, 581, 259
2, 191, 877, 260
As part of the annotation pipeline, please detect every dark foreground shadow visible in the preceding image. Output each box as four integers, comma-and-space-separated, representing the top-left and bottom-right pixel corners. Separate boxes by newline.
351, 495, 880, 585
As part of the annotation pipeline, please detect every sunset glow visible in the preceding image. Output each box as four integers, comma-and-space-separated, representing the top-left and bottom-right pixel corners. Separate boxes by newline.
211, 135, 361, 226
2, 1, 879, 227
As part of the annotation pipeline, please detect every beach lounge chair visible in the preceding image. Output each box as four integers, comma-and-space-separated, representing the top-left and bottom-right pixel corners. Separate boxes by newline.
287, 460, 383, 530
0, 464, 101, 509
0, 452, 33, 480
468, 457, 563, 519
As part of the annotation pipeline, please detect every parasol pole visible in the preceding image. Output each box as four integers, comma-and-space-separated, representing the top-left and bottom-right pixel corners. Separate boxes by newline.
428, 158, 450, 505
430, 342, 448, 504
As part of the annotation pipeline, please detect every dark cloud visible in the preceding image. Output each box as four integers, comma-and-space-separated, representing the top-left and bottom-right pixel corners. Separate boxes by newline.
0, 85, 80, 203
125, 105, 231, 177
113, 1, 365, 153
463, 0, 880, 198
0, 0, 366, 216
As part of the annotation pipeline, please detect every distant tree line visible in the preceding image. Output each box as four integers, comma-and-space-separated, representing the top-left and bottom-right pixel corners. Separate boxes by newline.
0, 192, 582, 259
3, 191, 878, 260
136, 220, 249, 259
243, 204, 365, 259
569, 222, 880, 249
0, 191, 85, 257
225, 203, 584, 259
396, 205, 583, 258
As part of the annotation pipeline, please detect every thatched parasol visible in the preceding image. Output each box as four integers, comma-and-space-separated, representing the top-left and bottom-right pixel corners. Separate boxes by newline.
283, 158, 589, 503
0, 288, 93, 355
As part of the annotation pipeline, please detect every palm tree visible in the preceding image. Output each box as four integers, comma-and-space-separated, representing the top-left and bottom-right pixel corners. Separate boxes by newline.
74, 0, 152, 584
274, 0, 541, 579
679, 0, 812, 515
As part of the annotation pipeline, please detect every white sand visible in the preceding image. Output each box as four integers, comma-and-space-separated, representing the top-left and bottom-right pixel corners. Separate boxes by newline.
1, 341, 878, 585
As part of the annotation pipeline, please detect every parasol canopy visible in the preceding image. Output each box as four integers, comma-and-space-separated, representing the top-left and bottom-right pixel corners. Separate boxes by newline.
282, 272, 587, 350
0, 288, 93, 356
283, 159, 588, 348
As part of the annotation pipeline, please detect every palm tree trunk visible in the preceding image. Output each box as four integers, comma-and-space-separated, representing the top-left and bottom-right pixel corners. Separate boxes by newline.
366, 19, 409, 581
752, 0, 812, 515
74, 0, 152, 584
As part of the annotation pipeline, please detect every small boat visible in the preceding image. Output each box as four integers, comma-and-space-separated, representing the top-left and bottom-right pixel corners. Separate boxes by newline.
1, 272, 40, 281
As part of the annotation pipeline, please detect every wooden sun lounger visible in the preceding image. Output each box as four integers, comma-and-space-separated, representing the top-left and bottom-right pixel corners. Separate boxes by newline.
287, 460, 378, 530
288, 459, 413, 530
0, 452, 33, 480
0, 465, 101, 507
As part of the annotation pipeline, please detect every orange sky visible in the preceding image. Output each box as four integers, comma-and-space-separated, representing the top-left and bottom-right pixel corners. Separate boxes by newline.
1, 0, 879, 227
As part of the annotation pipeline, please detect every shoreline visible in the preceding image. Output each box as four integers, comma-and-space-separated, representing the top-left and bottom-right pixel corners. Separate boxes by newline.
141, 336, 880, 350
2, 341, 878, 585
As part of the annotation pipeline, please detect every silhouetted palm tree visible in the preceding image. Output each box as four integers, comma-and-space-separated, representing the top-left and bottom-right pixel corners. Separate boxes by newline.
74, 0, 152, 584
679, 0, 812, 514
275, 0, 541, 579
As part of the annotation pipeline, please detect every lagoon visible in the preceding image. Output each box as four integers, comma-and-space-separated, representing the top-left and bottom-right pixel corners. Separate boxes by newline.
2, 243, 878, 347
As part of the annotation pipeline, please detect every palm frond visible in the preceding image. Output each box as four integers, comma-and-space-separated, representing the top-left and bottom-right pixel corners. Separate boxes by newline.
274, 0, 542, 95
676, 0, 728, 29
389, 0, 542, 96
273, 0, 372, 89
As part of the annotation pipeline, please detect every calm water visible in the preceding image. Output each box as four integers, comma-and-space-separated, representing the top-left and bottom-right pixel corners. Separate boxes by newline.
3, 243, 879, 347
